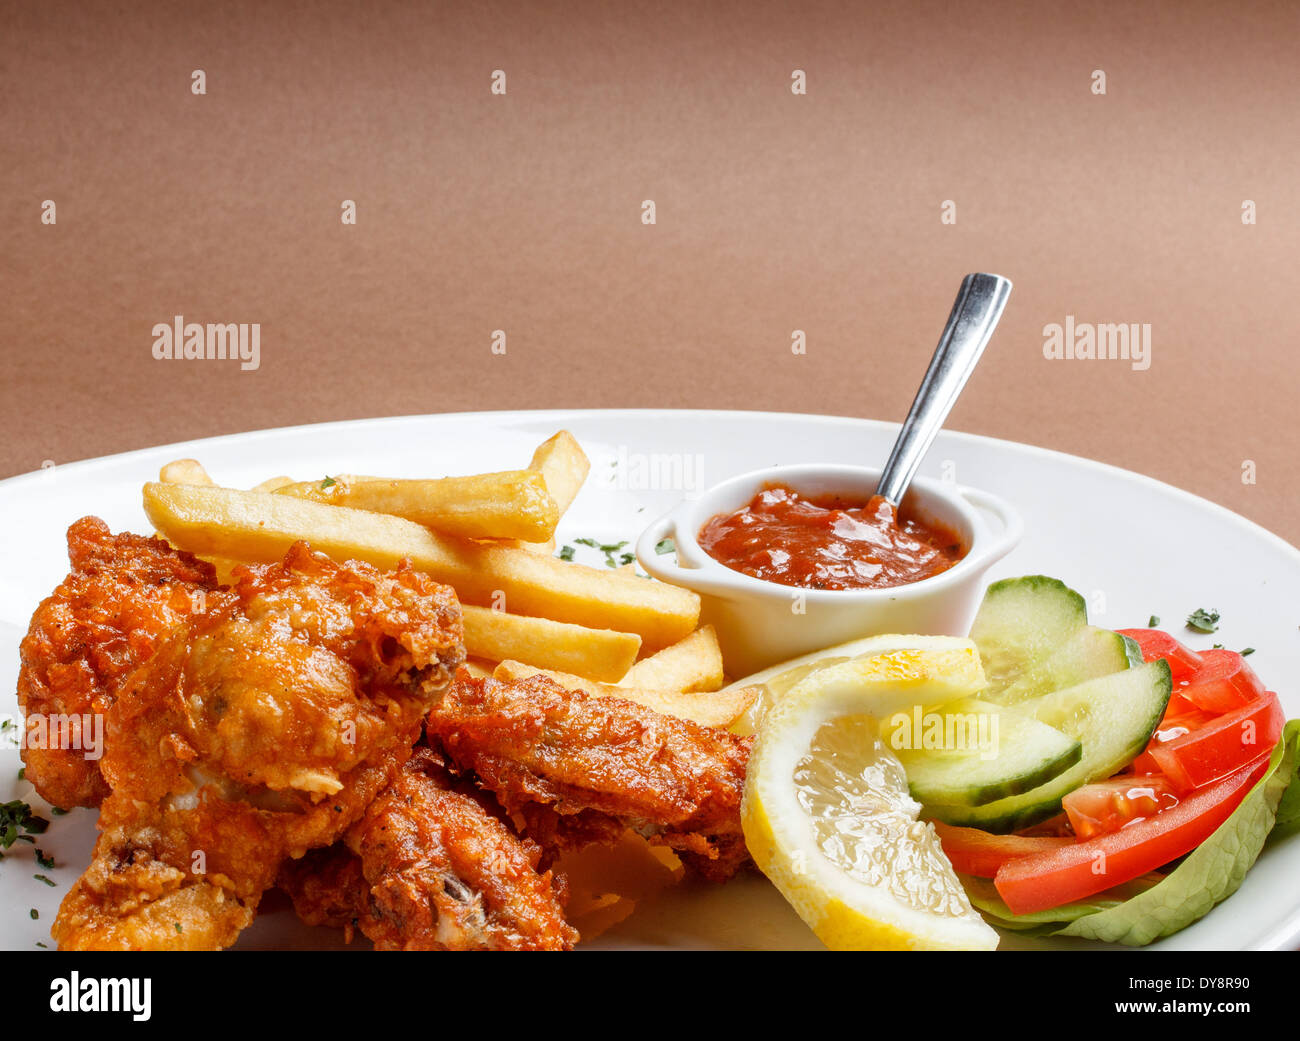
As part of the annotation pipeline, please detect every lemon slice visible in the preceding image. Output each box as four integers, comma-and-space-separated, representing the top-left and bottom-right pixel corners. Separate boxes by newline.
742, 648, 999, 950
729, 634, 980, 736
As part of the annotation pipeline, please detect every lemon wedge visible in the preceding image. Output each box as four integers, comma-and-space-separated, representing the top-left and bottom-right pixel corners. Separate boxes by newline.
729, 634, 980, 736
741, 647, 999, 950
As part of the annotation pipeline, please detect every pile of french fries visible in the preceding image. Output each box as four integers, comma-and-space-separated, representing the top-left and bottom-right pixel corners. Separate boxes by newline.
146, 432, 756, 729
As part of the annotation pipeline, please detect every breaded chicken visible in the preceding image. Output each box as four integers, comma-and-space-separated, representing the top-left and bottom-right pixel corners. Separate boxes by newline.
282, 748, 576, 951
17, 517, 219, 808
52, 543, 464, 951
427, 672, 753, 881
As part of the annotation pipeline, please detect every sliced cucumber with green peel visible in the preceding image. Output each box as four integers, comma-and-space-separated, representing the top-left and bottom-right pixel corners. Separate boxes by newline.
969, 576, 1089, 697
923, 659, 1172, 832
889, 698, 1083, 807
985, 626, 1144, 706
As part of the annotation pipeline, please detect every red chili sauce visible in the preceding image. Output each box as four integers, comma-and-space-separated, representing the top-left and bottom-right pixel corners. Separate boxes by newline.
698, 484, 965, 591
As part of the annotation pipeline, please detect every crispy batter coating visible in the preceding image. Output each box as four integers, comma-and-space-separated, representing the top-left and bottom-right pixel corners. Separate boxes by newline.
278, 844, 370, 936
17, 517, 218, 808
280, 749, 577, 950
52, 542, 464, 951
427, 672, 753, 881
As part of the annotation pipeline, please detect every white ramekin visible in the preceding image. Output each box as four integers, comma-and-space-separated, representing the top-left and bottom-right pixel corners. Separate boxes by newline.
635, 463, 1022, 677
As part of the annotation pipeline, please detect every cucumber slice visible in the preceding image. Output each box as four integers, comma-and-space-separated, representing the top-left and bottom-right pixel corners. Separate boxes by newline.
890, 698, 1083, 807
923, 659, 1172, 832
985, 626, 1144, 706
969, 576, 1088, 697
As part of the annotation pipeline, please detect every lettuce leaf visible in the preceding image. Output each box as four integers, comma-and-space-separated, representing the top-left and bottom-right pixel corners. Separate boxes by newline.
965, 719, 1300, 945
961, 874, 1163, 934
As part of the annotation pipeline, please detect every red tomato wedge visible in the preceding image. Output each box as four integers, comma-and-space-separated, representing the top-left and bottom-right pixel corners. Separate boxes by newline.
1062, 776, 1180, 839
1178, 649, 1266, 715
931, 821, 1072, 878
1117, 629, 1203, 683
1149, 692, 1284, 793
994, 758, 1269, 914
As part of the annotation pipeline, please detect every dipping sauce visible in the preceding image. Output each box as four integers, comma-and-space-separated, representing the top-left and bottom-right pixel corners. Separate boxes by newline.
698, 484, 965, 591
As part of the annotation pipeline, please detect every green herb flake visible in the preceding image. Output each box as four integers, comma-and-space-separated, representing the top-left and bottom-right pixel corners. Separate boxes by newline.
29, 909, 38, 920
35, 942, 47, 949
50, 807, 68, 817
1148, 615, 1160, 628
575, 537, 631, 568
33, 874, 55, 888
0, 801, 49, 850
655, 538, 676, 556
1242, 647, 1257, 657
558, 545, 575, 562
320, 476, 337, 490
35, 849, 54, 871
1186, 608, 1221, 634
175, 922, 183, 934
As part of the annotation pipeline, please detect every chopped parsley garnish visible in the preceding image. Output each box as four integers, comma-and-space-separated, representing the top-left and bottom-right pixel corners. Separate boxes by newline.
558, 545, 575, 562
1186, 608, 1220, 634
575, 538, 631, 568
175, 922, 183, 934
1242, 647, 1256, 657
1, 800, 49, 851
1213, 643, 1224, 650
1148, 615, 1160, 627
35, 849, 54, 871
320, 476, 337, 490
29, 909, 37, 920
33, 874, 55, 887
655, 538, 676, 556
35, 942, 47, 949
16, 767, 24, 781
50, 807, 67, 817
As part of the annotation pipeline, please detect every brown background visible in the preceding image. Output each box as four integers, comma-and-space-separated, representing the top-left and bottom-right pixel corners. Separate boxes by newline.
3, 0, 1297, 543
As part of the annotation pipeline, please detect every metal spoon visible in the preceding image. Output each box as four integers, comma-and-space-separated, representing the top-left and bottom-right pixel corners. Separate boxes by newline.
875, 272, 1013, 507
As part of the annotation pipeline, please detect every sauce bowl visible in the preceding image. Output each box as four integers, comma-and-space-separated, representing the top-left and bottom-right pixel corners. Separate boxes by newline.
635, 463, 1022, 676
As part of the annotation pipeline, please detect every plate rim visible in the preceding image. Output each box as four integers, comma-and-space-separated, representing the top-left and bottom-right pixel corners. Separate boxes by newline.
2, 406, 1295, 564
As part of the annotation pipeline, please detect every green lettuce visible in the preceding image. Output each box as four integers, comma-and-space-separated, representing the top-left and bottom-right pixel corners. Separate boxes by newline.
963, 719, 1300, 945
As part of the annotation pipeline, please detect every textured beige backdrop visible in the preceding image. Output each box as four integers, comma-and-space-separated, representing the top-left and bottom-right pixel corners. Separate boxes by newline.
2, 0, 1297, 544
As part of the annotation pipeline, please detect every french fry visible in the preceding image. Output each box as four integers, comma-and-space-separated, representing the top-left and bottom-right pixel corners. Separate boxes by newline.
142, 483, 699, 647
460, 658, 497, 681
528, 431, 589, 516
492, 660, 757, 728
273, 471, 559, 542
461, 605, 640, 682
620, 625, 724, 693
159, 459, 215, 486
250, 475, 294, 493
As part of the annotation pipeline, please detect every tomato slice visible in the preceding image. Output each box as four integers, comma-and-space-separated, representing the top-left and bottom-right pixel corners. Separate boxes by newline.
1148, 692, 1284, 793
1117, 629, 1203, 683
994, 758, 1268, 914
1062, 776, 1180, 839
931, 821, 1071, 878
1179, 649, 1266, 714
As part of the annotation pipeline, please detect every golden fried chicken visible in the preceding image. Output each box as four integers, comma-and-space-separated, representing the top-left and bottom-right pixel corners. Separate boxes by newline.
51, 543, 464, 951
17, 517, 219, 808
427, 672, 753, 882
282, 747, 576, 950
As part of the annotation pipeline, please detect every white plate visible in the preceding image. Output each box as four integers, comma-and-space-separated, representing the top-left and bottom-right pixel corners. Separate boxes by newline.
1, 409, 1296, 952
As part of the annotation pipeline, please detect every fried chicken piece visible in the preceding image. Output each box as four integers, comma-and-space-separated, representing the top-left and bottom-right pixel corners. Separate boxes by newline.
52, 543, 464, 951
17, 517, 219, 808
279, 748, 577, 950
353, 749, 575, 950
278, 844, 370, 936
427, 672, 753, 881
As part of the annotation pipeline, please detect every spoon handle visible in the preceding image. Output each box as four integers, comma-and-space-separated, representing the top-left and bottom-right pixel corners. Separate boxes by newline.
875, 272, 1013, 506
